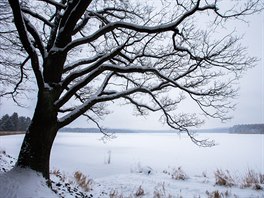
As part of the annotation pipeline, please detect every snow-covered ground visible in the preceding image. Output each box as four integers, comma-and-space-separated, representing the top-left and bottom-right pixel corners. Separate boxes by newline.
0, 132, 264, 197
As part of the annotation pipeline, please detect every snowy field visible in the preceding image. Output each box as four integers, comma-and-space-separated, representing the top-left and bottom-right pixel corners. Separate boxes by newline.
0, 132, 264, 197
1, 132, 263, 177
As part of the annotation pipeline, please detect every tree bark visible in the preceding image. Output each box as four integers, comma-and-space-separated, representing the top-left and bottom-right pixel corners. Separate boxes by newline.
16, 89, 59, 180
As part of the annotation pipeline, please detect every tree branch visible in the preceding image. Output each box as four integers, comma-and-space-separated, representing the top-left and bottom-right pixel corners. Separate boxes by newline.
61, 43, 127, 90
63, 53, 104, 73
8, 0, 44, 90
23, 17, 47, 58
21, 7, 54, 27
0, 56, 30, 105
63, 2, 218, 52
37, 0, 66, 9
55, 0, 93, 48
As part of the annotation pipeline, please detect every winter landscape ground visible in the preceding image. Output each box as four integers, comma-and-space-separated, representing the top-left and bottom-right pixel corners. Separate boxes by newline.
0, 132, 264, 197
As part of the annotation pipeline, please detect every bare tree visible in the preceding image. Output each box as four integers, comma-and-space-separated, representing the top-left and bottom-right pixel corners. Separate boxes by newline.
3, 0, 262, 180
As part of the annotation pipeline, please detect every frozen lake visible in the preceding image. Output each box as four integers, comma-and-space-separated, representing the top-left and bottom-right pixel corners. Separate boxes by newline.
0, 132, 263, 178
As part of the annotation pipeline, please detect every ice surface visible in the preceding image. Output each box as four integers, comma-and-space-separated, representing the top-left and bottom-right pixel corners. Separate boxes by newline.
1, 133, 263, 177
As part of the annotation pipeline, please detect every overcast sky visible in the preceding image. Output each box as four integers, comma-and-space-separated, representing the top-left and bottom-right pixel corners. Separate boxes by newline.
0, 5, 263, 130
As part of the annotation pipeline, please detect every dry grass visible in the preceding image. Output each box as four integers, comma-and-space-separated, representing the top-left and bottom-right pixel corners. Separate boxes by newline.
215, 169, 264, 190
109, 189, 124, 198
205, 190, 230, 198
50, 169, 60, 177
74, 171, 93, 192
50, 168, 67, 182
172, 167, 188, 180
50, 166, 263, 198
163, 166, 188, 181
135, 185, 145, 197
108, 185, 145, 197
260, 173, 264, 184
214, 169, 235, 187
241, 169, 263, 190
153, 182, 174, 198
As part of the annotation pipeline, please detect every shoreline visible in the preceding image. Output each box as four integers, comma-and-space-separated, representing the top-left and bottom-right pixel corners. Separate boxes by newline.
0, 131, 25, 136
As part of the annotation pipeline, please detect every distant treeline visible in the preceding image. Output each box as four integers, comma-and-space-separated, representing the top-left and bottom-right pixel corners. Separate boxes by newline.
1, 112, 263, 134
229, 124, 264, 134
0, 113, 31, 131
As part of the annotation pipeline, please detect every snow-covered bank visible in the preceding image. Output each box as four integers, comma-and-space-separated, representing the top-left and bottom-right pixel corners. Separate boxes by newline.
0, 150, 263, 197
0, 133, 263, 197
0, 149, 56, 198
0, 167, 57, 198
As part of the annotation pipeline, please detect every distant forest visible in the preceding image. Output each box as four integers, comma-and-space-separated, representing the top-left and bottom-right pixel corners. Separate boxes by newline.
0, 113, 31, 131
229, 124, 264, 134
0, 112, 263, 134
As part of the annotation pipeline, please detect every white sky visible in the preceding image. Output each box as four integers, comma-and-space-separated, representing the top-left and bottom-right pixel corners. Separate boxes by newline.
0, 4, 263, 130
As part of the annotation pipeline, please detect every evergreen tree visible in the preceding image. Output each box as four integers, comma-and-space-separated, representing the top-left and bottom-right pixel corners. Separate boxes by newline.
17, 116, 26, 131
0, 113, 31, 131
0, 114, 14, 131
10, 112, 19, 131
17, 116, 31, 131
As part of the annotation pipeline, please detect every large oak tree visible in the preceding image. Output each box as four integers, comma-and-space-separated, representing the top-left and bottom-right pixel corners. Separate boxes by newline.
1, 0, 262, 180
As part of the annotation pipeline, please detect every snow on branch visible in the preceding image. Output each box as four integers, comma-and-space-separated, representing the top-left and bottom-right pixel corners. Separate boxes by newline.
37, 0, 66, 9
8, 0, 44, 90
63, 54, 104, 73
61, 43, 127, 90
23, 17, 48, 58
58, 86, 156, 127
72, 11, 90, 35
21, 7, 54, 27
55, 0, 93, 48
62, 1, 220, 53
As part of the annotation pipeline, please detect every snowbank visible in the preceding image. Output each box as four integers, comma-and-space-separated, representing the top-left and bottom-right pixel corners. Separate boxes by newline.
0, 149, 56, 198
0, 167, 56, 198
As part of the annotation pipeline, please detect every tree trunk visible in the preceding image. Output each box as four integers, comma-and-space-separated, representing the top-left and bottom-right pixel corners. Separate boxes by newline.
16, 89, 59, 180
